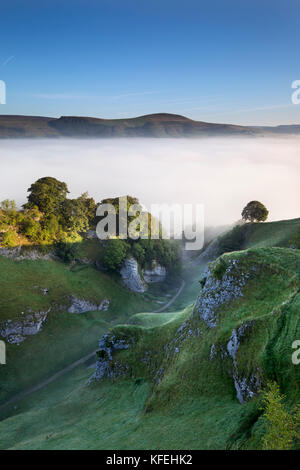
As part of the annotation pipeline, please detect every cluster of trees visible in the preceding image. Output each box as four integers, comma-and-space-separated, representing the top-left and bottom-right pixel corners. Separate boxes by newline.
0, 177, 97, 247
0, 178, 271, 276
0, 176, 181, 274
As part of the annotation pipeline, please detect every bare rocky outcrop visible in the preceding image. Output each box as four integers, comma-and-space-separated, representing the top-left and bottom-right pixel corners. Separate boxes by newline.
0, 296, 111, 344
192, 255, 262, 402
226, 322, 261, 403
120, 257, 167, 293
193, 257, 250, 328
120, 257, 147, 293
89, 333, 131, 382
210, 344, 217, 361
142, 261, 167, 283
0, 247, 54, 261
0, 309, 50, 345
98, 299, 110, 311
68, 297, 110, 314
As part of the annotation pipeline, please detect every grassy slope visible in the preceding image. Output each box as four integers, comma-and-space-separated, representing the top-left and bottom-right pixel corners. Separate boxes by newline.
0, 253, 160, 403
0, 368, 253, 450
1, 247, 299, 450
244, 218, 300, 249
0, 219, 299, 449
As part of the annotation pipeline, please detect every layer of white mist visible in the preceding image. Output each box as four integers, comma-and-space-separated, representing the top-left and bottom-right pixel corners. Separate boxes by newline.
0, 137, 299, 226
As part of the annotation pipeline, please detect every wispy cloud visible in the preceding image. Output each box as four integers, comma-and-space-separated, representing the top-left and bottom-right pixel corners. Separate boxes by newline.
2, 55, 15, 67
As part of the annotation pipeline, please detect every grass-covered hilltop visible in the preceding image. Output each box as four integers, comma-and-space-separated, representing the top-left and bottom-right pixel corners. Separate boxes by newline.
0, 113, 300, 139
1, 113, 300, 138
0, 180, 299, 450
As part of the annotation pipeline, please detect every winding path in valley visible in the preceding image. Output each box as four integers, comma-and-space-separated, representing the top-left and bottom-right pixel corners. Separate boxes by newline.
153, 280, 185, 312
0, 279, 186, 414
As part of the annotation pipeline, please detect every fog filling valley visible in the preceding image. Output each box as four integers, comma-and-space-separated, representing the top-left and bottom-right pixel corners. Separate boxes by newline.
0, 137, 299, 227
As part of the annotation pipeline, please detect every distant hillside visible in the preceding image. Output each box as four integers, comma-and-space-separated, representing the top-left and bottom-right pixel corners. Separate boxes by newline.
0, 113, 300, 138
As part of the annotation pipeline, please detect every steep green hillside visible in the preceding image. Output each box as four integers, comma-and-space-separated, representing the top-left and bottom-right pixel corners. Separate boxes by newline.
243, 218, 300, 249
1, 246, 299, 449
202, 218, 300, 263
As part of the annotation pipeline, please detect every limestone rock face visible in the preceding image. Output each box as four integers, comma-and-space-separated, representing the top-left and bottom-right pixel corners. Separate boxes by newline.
193, 258, 250, 328
192, 255, 263, 403
68, 298, 98, 314
0, 309, 50, 345
0, 247, 53, 261
68, 297, 110, 313
120, 257, 167, 292
226, 322, 261, 403
120, 257, 147, 293
90, 333, 130, 382
99, 299, 110, 311
142, 261, 167, 283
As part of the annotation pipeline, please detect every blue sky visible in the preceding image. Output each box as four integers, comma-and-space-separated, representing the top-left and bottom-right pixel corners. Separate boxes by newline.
1, 0, 300, 125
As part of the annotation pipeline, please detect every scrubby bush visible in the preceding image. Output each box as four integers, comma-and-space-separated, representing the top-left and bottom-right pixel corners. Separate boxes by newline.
261, 382, 299, 450
55, 242, 79, 263
2, 230, 19, 247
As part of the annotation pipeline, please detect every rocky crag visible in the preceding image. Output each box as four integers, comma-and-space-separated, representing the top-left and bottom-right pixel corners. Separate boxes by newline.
120, 257, 167, 293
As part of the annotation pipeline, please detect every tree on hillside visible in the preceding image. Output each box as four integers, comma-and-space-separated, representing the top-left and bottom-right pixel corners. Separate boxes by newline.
103, 239, 129, 270
261, 382, 299, 450
24, 177, 69, 215
60, 198, 90, 240
100, 195, 141, 237
242, 201, 269, 223
77, 192, 97, 226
